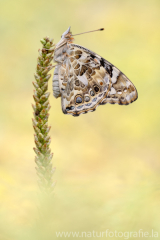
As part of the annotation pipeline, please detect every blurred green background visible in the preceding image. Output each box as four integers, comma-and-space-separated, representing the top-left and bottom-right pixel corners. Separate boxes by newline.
0, 0, 160, 239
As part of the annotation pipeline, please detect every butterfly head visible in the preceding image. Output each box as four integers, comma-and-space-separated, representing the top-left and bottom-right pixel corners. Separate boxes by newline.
61, 26, 72, 39
55, 26, 74, 50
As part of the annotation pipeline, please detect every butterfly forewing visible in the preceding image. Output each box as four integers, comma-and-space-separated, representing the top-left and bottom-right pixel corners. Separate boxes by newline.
53, 30, 138, 117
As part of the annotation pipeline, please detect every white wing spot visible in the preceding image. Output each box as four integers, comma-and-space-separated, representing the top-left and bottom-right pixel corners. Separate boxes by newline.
110, 87, 116, 95
112, 67, 120, 84
126, 81, 131, 88
104, 75, 109, 84
77, 75, 88, 86
126, 94, 132, 102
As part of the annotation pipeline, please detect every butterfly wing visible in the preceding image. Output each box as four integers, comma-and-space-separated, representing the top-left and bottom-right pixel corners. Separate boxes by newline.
54, 44, 138, 116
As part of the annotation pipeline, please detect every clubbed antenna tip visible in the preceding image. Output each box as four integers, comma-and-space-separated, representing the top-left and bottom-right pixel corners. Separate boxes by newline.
72, 27, 105, 36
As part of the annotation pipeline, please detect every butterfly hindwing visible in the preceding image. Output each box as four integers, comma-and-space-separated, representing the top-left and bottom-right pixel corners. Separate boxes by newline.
59, 68, 111, 116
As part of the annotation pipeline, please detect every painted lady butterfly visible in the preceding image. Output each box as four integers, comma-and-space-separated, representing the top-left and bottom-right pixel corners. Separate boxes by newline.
53, 27, 138, 116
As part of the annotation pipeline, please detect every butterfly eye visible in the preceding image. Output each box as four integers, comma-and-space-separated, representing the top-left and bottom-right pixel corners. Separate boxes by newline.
75, 95, 83, 104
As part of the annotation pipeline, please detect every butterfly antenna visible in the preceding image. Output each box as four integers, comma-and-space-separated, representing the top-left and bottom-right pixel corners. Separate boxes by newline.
72, 28, 104, 36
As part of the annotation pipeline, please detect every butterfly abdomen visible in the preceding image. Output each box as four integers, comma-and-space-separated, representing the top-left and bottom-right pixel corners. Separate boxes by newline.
52, 65, 61, 98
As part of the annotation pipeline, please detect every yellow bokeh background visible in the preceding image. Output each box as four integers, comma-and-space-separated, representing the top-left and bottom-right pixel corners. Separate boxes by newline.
0, 0, 160, 239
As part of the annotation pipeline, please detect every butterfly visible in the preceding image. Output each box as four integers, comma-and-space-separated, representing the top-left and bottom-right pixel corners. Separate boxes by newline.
52, 27, 138, 117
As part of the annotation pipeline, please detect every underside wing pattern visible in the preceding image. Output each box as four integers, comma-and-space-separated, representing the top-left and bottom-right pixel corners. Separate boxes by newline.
53, 32, 138, 117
